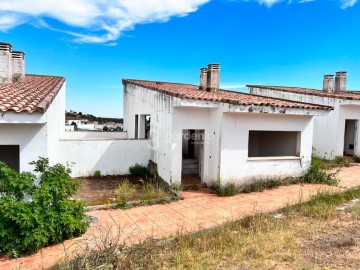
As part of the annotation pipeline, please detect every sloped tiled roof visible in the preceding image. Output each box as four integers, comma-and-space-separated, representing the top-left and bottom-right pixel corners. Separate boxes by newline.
123, 79, 332, 111
247, 85, 360, 101
0, 74, 65, 113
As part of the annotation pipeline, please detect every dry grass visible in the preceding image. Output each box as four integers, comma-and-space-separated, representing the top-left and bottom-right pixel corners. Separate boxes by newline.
53, 188, 360, 270
75, 177, 171, 206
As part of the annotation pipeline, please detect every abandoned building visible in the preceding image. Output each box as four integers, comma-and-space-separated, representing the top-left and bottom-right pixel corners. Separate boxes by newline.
248, 72, 360, 159
4, 41, 355, 187
0, 42, 66, 172
123, 64, 332, 185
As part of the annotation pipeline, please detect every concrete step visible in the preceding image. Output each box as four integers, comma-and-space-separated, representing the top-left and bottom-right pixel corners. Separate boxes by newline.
182, 168, 199, 174
182, 163, 199, 169
182, 159, 197, 164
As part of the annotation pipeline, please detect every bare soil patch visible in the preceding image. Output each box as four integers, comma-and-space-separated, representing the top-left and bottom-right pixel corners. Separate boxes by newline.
301, 216, 360, 269
73, 175, 171, 206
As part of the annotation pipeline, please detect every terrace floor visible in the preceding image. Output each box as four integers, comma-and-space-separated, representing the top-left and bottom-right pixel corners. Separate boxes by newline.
1, 165, 359, 270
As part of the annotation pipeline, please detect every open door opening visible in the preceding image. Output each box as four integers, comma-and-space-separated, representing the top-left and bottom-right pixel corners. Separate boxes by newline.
344, 120, 357, 156
181, 129, 204, 185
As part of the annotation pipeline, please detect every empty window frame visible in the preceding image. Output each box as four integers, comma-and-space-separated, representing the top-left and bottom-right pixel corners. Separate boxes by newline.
248, 131, 301, 158
0, 145, 20, 172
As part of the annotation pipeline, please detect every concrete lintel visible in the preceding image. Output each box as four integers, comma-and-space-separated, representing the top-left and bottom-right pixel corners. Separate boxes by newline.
177, 98, 220, 108
0, 111, 46, 124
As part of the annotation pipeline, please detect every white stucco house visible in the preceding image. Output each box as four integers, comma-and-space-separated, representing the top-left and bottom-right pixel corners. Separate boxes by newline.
248, 72, 360, 159
0, 41, 343, 187
0, 42, 65, 172
123, 64, 332, 186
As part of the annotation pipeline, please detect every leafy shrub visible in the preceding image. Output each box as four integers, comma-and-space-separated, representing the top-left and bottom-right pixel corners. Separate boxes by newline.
93, 170, 102, 178
217, 183, 238, 197
129, 163, 149, 178
0, 158, 89, 257
352, 156, 360, 163
114, 181, 137, 203
301, 155, 339, 186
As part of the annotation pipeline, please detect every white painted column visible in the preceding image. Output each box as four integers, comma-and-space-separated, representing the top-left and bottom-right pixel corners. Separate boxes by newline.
138, 115, 146, 139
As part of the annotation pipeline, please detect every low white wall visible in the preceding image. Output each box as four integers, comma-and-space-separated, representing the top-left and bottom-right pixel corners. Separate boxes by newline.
59, 139, 150, 177
62, 131, 128, 140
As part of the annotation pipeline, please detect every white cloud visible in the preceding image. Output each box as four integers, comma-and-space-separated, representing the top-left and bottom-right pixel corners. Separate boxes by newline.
254, 0, 358, 8
0, 0, 209, 44
298, 0, 315, 3
340, 0, 358, 9
258, 0, 285, 7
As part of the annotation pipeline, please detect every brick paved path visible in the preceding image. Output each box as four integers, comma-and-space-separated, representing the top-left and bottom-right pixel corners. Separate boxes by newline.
1, 166, 359, 270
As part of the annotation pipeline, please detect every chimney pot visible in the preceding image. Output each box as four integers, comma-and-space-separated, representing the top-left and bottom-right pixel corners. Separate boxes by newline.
12, 51, 25, 83
335, 71, 347, 92
206, 63, 220, 92
323, 74, 334, 92
199, 67, 207, 90
0, 42, 13, 85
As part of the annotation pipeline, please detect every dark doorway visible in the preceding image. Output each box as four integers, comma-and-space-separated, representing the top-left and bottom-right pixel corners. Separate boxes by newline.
182, 129, 204, 185
0, 145, 20, 172
135, 114, 139, 139
344, 120, 357, 156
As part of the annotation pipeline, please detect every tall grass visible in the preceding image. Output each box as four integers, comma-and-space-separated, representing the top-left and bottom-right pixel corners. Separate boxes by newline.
53, 188, 360, 270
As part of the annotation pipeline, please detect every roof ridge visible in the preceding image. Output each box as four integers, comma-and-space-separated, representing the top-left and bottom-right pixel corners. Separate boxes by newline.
123, 79, 332, 111
35, 77, 66, 113
123, 78, 195, 87
247, 84, 321, 92
26, 74, 65, 79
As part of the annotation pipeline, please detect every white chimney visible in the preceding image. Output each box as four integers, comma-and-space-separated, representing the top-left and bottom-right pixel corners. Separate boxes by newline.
335, 71, 347, 92
199, 67, 207, 90
12, 51, 25, 82
206, 63, 220, 92
323, 75, 334, 92
0, 42, 12, 85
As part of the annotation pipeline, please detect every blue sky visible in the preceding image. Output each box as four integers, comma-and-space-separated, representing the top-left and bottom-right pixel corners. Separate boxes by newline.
0, 0, 359, 117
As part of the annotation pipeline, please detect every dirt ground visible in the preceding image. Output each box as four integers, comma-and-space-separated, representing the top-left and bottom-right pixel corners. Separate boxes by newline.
300, 215, 360, 269
73, 175, 148, 205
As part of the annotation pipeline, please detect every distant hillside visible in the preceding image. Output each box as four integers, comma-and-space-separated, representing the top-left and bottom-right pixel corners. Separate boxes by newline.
66, 111, 123, 124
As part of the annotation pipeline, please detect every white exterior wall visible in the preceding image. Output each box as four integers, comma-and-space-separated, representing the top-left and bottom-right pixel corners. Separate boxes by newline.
62, 131, 128, 140
44, 84, 66, 165
250, 87, 360, 158
59, 139, 150, 177
171, 106, 221, 184
220, 113, 313, 184
337, 105, 360, 157
0, 123, 47, 172
123, 83, 174, 182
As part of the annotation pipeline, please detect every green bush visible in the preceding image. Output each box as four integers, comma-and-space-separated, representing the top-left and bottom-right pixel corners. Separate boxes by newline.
301, 155, 339, 186
0, 158, 89, 257
242, 179, 282, 193
129, 163, 149, 178
93, 170, 102, 178
333, 155, 350, 167
217, 183, 238, 197
352, 156, 360, 163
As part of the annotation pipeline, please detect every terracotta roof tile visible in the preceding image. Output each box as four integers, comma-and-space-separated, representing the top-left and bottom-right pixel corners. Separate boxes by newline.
123, 79, 332, 111
247, 85, 360, 100
0, 74, 65, 113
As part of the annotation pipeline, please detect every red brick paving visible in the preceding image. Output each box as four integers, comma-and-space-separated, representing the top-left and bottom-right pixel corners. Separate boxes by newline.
1, 165, 359, 270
